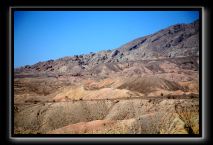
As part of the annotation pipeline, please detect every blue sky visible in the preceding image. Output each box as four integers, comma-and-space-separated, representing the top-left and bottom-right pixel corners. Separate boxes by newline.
14, 11, 199, 67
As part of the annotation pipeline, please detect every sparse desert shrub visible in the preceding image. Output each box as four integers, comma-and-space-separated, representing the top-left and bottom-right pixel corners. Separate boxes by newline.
88, 127, 128, 134
113, 100, 119, 103
159, 129, 166, 134
14, 106, 19, 112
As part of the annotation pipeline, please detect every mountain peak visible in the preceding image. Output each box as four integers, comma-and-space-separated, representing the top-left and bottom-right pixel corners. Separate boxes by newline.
15, 19, 199, 74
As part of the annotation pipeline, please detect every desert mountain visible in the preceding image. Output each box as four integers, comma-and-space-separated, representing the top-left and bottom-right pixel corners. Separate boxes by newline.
14, 20, 200, 135
15, 19, 199, 76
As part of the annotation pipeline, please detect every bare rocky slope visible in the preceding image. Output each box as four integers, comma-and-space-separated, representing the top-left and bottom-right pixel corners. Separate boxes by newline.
15, 19, 199, 75
14, 20, 200, 134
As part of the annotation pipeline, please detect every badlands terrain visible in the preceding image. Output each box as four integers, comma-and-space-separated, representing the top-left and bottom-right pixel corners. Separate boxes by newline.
14, 20, 200, 134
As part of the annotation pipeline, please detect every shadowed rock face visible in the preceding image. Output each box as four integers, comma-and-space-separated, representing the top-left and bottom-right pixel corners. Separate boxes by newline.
14, 20, 200, 134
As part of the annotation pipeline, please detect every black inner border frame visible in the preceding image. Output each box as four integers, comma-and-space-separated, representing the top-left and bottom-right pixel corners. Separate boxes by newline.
10, 6, 203, 139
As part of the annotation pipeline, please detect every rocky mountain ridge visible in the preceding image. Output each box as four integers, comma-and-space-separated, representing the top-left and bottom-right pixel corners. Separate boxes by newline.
14, 19, 200, 135
15, 20, 199, 75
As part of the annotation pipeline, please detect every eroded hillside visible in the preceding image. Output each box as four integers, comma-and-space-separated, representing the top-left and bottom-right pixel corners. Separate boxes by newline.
14, 20, 200, 134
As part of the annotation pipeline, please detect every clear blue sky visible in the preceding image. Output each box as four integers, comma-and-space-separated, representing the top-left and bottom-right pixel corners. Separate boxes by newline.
14, 11, 199, 67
